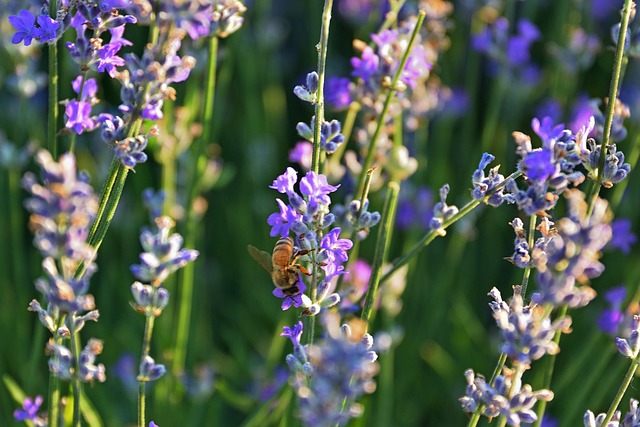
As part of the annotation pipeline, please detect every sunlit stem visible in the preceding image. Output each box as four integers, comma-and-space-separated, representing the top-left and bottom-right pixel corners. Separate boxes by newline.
311, 0, 333, 174
48, 0, 58, 158
361, 181, 400, 325
355, 11, 426, 197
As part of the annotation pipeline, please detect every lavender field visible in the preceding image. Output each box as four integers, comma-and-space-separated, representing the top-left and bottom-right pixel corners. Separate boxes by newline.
2, 0, 640, 426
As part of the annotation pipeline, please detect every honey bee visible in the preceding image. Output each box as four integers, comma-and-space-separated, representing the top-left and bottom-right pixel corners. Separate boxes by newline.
247, 237, 312, 296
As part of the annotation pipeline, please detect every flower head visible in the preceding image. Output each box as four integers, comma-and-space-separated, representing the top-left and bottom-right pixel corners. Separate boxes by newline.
131, 216, 199, 285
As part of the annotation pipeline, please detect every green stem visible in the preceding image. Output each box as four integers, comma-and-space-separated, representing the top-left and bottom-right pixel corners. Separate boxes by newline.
48, 0, 58, 158
597, 0, 633, 175
173, 36, 219, 378
534, 305, 568, 426
311, 0, 333, 174
138, 314, 156, 427
601, 356, 640, 426
361, 181, 399, 324
48, 370, 61, 427
520, 214, 537, 298
377, 0, 406, 33
380, 170, 522, 284
307, 0, 334, 348
71, 328, 82, 427
355, 11, 426, 197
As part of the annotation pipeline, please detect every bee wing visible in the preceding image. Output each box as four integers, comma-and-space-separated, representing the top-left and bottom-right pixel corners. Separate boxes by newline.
247, 245, 273, 274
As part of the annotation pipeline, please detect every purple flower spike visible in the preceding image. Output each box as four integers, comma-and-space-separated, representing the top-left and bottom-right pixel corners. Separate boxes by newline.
9, 10, 36, 46
609, 219, 637, 254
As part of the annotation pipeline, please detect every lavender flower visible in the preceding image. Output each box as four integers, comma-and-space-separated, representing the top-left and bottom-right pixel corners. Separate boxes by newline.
471, 152, 513, 206
531, 190, 612, 309
429, 184, 458, 236
78, 338, 107, 383
285, 318, 379, 427
296, 117, 346, 154
13, 395, 44, 423
584, 409, 621, 427
209, 0, 247, 38
597, 286, 627, 335
473, 18, 541, 85
138, 355, 166, 382
488, 287, 570, 365
325, 77, 352, 110
9, 10, 61, 46
331, 198, 381, 240
460, 370, 553, 425
289, 141, 313, 171
609, 219, 637, 254
130, 216, 199, 286
505, 218, 530, 268
616, 315, 640, 359
294, 72, 319, 104
159, 0, 212, 40
22, 151, 98, 267
273, 278, 310, 311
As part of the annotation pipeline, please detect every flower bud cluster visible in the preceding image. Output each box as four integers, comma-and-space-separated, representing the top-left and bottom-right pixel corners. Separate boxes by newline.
460, 369, 553, 426
488, 287, 571, 366
47, 338, 106, 383
577, 117, 631, 188
615, 315, 640, 359
531, 190, 612, 309
429, 184, 458, 236
472, 153, 514, 207
331, 198, 381, 241
131, 216, 200, 287
22, 151, 97, 268
282, 319, 379, 427
138, 355, 166, 382
507, 116, 586, 215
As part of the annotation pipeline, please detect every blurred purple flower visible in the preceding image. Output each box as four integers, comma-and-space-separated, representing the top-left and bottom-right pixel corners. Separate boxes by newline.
597, 285, 627, 334
325, 77, 352, 110
289, 142, 313, 171
609, 219, 637, 254
13, 395, 43, 421
351, 46, 379, 81
532, 117, 565, 145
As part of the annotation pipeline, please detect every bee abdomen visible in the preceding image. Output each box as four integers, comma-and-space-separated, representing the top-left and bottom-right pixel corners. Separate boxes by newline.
272, 237, 293, 267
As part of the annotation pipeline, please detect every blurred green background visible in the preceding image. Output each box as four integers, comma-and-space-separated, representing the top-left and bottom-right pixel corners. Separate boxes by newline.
1, 0, 640, 425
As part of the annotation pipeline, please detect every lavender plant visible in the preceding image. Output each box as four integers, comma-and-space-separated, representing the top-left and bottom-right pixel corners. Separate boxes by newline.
5, 0, 640, 425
